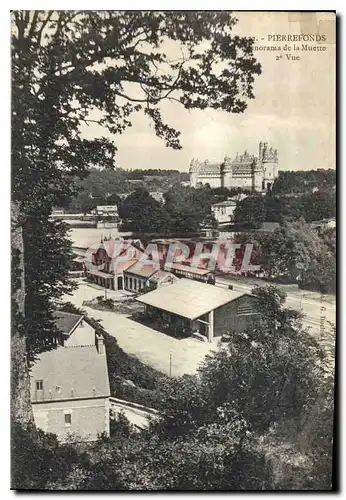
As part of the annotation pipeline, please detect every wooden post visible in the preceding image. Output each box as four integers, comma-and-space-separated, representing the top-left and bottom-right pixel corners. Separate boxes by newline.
208, 310, 214, 343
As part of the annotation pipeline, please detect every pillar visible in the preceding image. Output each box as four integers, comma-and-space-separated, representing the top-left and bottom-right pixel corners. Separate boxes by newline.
208, 310, 214, 342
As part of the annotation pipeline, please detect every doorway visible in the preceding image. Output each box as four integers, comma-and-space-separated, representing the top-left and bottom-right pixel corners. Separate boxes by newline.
117, 276, 123, 290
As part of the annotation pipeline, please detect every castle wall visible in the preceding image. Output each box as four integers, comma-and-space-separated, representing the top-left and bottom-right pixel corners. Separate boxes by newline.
189, 142, 278, 192
195, 174, 222, 188
263, 161, 277, 186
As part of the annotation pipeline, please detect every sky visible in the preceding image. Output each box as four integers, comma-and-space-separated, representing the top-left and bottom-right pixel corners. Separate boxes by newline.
80, 11, 336, 173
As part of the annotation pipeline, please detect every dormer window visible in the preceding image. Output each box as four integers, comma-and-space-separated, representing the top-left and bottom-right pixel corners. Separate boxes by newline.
36, 380, 43, 391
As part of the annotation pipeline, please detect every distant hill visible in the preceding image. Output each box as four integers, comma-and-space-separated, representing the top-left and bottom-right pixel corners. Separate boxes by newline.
64, 168, 189, 213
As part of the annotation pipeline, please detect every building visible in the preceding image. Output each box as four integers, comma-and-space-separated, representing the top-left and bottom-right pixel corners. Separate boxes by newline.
123, 263, 158, 292
83, 239, 145, 290
147, 270, 179, 290
165, 262, 215, 284
30, 312, 110, 442
137, 279, 260, 342
96, 205, 119, 217
190, 141, 279, 192
211, 199, 237, 224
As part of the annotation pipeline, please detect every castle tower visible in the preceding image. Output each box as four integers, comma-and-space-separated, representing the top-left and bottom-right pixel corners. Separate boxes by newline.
251, 158, 263, 192
261, 143, 279, 191
189, 158, 200, 187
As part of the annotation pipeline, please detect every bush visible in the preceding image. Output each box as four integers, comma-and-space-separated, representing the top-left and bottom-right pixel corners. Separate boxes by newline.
11, 422, 91, 490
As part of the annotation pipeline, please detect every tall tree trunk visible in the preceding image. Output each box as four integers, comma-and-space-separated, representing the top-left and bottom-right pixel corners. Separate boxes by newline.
11, 201, 34, 426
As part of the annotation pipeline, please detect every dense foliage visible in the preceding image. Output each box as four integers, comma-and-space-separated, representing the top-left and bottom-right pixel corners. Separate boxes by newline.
66, 168, 187, 213
272, 169, 336, 195
236, 220, 336, 293
233, 189, 335, 228
118, 185, 218, 234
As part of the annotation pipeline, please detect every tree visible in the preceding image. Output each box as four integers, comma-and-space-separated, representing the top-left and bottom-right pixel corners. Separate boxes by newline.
12, 10, 262, 424
272, 170, 336, 196
164, 185, 217, 233
233, 195, 266, 228
119, 187, 168, 233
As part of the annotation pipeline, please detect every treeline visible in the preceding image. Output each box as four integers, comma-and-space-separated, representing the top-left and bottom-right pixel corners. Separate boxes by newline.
237, 219, 336, 294
12, 288, 334, 490
64, 169, 188, 213
233, 190, 336, 227
273, 169, 336, 195
126, 169, 183, 179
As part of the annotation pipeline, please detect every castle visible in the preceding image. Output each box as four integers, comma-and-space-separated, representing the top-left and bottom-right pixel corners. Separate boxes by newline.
189, 141, 279, 192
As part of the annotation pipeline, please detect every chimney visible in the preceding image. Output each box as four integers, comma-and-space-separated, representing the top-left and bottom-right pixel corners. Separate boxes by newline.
97, 335, 104, 354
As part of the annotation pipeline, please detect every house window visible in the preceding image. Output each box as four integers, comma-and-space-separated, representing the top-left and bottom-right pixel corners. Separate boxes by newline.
129, 277, 133, 289
64, 411, 72, 426
36, 380, 43, 391
125, 276, 128, 288
134, 279, 137, 291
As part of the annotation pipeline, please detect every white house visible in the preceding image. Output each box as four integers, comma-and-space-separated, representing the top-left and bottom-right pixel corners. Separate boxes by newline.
96, 205, 119, 217
30, 312, 110, 442
211, 199, 237, 224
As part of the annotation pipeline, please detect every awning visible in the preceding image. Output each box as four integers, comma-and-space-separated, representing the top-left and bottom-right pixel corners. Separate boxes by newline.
87, 270, 113, 279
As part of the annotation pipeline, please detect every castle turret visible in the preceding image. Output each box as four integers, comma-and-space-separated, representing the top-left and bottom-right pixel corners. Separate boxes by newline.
189, 158, 200, 187
251, 158, 263, 192
261, 142, 279, 191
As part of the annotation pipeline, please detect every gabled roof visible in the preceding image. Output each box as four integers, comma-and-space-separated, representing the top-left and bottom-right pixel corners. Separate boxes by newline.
137, 278, 250, 320
30, 344, 110, 402
124, 262, 158, 278
148, 270, 177, 283
113, 259, 138, 274
53, 311, 83, 336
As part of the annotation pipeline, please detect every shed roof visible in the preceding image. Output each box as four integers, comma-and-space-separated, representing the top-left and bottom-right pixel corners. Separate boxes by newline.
166, 263, 210, 276
212, 200, 237, 208
30, 344, 110, 402
137, 278, 248, 320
